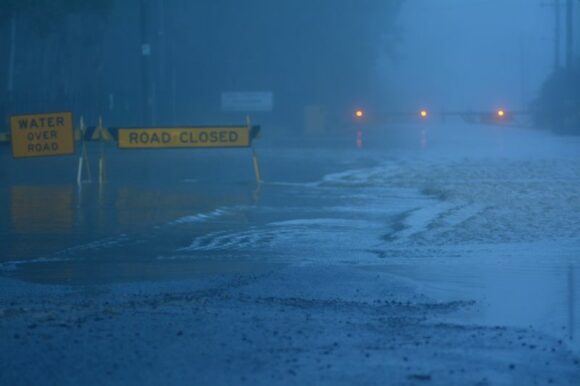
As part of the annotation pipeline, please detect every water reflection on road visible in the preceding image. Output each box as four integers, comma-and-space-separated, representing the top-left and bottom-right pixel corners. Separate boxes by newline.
0, 181, 261, 284
361, 249, 579, 351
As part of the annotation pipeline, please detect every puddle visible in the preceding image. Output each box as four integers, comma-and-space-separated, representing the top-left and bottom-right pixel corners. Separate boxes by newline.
357, 256, 580, 353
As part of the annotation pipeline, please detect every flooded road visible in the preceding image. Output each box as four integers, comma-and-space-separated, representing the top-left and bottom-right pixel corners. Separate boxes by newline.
0, 143, 384, 283
1, 123, 579, 385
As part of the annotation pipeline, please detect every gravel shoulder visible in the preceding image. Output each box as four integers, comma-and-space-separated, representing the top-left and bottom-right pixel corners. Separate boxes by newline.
1, 264, 579, 386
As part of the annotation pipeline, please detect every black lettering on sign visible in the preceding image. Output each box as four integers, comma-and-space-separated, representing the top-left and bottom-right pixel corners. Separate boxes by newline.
121, 129, 244, 147
25, 130, 55, 141
139, 133, 149, 143
40, 131, 50, 140
149, 133, 161, 144
27, 143, 59, 153
17, 116, 66, 130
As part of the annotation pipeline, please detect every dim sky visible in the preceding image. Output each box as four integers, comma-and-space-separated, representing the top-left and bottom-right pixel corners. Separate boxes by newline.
380, 0, 554, 113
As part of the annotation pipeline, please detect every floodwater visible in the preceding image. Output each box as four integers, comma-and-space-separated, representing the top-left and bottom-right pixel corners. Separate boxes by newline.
1, 122, 579, 354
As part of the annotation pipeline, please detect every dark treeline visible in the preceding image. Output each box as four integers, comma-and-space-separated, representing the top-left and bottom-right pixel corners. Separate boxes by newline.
533, 63, 580, 135
0, 0, 114, 124
0, 0, 402, 132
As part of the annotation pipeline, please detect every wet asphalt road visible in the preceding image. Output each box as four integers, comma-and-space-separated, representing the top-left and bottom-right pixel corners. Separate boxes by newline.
1, 123, 579, 385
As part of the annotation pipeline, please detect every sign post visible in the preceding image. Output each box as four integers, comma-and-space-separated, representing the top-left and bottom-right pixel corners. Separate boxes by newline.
76, 116, 92, 185
246, 116, 262, 185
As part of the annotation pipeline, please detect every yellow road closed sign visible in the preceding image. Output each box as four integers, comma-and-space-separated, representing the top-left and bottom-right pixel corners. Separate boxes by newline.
10, 112, 75, 158
118, 127, 251, 149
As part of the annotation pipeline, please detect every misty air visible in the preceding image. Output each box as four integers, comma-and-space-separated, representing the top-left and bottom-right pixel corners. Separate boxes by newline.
1, 1, 579, 385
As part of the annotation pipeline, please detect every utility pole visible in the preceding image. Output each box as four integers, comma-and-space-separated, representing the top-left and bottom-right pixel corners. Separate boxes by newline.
565, 0, 574, 68
519, 37, 528, 110
555, 0, 562, 69
140, 0, 152, 126
568, 264, 576, 341
156, 0, 167, 125
7, 12, 17, 105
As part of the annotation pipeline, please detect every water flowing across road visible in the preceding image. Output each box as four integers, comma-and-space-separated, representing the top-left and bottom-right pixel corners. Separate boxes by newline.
1, 123, 579, 384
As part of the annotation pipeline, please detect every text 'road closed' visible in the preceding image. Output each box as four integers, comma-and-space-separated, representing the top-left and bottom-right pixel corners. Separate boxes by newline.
10, 112, 75, 158
117, 127, 251, 149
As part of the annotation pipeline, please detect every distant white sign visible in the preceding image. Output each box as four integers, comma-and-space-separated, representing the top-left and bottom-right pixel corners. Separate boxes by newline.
221, 92, 273, 112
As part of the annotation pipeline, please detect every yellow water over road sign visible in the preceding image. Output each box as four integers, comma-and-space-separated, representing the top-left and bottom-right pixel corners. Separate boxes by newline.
10, 112, 74, 158
118, 127, 251, 149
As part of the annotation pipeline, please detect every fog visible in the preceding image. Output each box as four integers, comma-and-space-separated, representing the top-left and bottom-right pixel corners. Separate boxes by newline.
1, 1, 580, 385
0, 0, 575, 131
0, 1, 401, 131
381, 0, 554, 112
